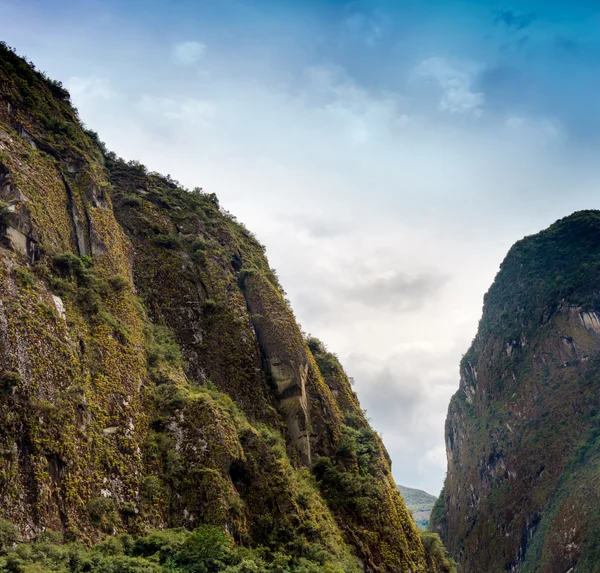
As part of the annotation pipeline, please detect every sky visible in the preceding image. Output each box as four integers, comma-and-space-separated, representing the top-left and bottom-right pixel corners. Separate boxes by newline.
3, 0, 600, 495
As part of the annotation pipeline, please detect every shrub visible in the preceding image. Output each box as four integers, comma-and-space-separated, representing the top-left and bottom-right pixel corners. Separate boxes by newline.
0, 201, 11, 230
0, 518, 19, 554
133, 528, 187, 559
48, 276, 73, 297
89, 497, 119, 533
312, 425, 382, 524
203, 299, 220, 314
174, 525, 234, 571
43, 115, 77, 139
141, 475, 162, 503
120, 501, 138, 517
108, 274, 129, 292
429, 487, 447, 531
154, 233, 180, 249
145, 324, 182, 368
14, 266, 33, 288
127, 160, 147, 174
122, 194, 143, 207
52, 252, 94, 285
191, 238, 206, 252
0, 371, 21, 393
77, 287, 101, 314
421, 531, 456, 573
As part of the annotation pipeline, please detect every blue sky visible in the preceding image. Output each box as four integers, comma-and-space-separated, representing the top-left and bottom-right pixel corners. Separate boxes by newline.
3, 0, 600, 494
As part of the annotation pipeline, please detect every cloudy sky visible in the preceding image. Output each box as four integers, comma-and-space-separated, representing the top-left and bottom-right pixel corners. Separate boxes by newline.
3, 0, 600, 495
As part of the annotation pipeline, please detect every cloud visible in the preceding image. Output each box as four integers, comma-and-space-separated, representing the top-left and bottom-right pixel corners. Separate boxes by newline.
292, 270, 447, 328
505, 116, 562, 144
345, 346, 461, 492
288, 214, 350, 239
342, 11, 389, 46
417, 57, 485, 117
345, 271, 448, 312
138, 96, 213, 123
172, 41, 206, 65
493, 10, 537, 31
66, 76, 115, 103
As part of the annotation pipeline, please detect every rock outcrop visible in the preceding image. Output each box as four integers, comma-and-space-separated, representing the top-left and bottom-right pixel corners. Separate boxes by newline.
431, 211, 600, 572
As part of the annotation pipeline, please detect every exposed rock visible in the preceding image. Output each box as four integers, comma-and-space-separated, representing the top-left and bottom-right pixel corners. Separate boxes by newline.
432, 211, 600, 572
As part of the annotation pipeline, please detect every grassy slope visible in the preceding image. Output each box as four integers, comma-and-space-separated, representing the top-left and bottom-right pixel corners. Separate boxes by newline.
398, 486, 437, 529
398, 486, 437, 514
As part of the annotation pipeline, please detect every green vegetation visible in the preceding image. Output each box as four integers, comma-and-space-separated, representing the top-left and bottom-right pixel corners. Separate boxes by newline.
145, 323, 182, 369
398, 485, 437, 529
428, 488, 446, 533
521, 410, 600, 572
0, 371, 20, 394
399, 485, 436, 513
154, 234, 181, 249
0, 523, 360, 572
0, 202, 10, 231
481, 210, 600, 343
0, 520, 18, 554
420, 532, 456, 573
0, 41, 95, 158
313, 423, 382, 520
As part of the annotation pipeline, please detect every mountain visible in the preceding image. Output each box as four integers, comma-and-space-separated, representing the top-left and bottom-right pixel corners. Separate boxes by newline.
430, 211, 600, 571
0, 42, 458, 572
398, 486, 437, 529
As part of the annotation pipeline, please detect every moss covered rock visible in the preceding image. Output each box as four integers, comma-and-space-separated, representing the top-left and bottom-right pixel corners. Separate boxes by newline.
0, 41, 432, 572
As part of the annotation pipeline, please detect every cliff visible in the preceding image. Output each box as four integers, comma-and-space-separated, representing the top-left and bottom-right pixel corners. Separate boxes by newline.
431, 211, 600, 572
0, 42, 448, 572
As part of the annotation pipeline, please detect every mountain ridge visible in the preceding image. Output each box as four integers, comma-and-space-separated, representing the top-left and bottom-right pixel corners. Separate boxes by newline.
0, 41, 455, 572
431, 210, 600, 571
398, 486, 437, 530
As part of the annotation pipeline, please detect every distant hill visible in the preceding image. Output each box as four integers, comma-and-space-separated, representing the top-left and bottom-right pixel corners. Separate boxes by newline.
399, 485, 437, 529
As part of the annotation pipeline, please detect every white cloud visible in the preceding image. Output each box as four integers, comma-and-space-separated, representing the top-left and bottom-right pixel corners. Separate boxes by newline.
66, 76, 115, 103
172, 40, 206, 65
417, 57, 485, 117
505, 115, 562, 143
139, 96, 213, 123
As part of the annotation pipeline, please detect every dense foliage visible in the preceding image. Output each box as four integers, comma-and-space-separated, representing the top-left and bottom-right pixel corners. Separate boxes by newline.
0, 522, 360, 573
481, 210, 600, 342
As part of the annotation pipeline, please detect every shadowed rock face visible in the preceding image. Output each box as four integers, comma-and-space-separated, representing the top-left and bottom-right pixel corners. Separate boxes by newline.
432, 211, 600, 572
0, 42, 433, 572
242, 272, 314, 465
266, 357, 311, 464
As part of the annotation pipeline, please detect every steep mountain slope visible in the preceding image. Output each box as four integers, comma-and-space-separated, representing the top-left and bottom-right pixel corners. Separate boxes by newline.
431, 212, 600, 572
0, 42, 451, 572
398, 486, 437, 529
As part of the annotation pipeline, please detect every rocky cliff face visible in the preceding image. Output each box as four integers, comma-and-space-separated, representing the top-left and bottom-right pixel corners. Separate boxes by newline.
431, 212, 600, 572
0, 43, 447, 572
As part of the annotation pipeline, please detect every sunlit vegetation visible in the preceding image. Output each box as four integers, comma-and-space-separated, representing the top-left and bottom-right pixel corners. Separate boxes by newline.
0, 522, 360, 572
